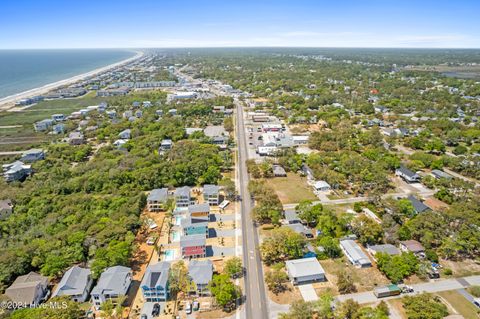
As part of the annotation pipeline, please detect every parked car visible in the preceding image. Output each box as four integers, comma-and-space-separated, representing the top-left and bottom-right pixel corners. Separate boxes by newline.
185, 302, 192, 314
146, 237, 155, 245
193, 301, 200, 311
141, 314, 148, 319
473, 298, 480, 308
152, 303, 160, 317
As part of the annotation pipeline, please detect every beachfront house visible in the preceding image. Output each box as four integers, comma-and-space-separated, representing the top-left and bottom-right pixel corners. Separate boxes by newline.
180, 234, 207, 259
52, 123, 65, 134
203, 185, 219, 206
175, 186, 192, 208
188, 260, 213, 296
3, 161, 32, 182
159, 139, 173, 152
118, 129, 131, 139
20, 149, 44, 162
5, 272, 49, 306
52, 266, 93, 302
51, 114, 65, 122
147, 188, 169, 212
90, 266, 132, 310
285, 257, 326, 285
68, 132, 85, 145
141, 262, 170, 302
34, 119, 54, 132
340, 239, 372, 268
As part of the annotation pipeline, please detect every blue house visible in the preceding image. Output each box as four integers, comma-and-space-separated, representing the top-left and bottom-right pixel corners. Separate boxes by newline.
141, 262, 170, 302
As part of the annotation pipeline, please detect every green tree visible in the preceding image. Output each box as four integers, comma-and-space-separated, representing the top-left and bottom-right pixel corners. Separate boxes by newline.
208, 274, 240, 311
403, 293, 448, 319
224, 257, 243, 278
260, 227, 306, 265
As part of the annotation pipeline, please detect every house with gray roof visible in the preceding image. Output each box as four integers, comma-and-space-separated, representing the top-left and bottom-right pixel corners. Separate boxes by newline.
340, 239, 372, 268
188, 260, 213, 295
118, 129, 131, 139
147, 188, 169, 212
0, 199, 13, 220
367, 244, 400, 261
203, 185, 219, 206
5, 272, 49, 306
284, 223, 312, 238
407, 195, 431, 214
182, 215, 209, 237
20, 149, 45, 163
141, 262, 170, 302
431, 169, 452, 180
395, 165, 420, 183
52, 266, 93, 302
203, 125, 227, 138
68, 131, 85, 145
285, 257, 326, 285
3, 161, 31, 182
91, 266, 132, 310
284, 209, 301, 224
188, 203, 210, 218
175, 186, 192, 208
399, 240, 425, 256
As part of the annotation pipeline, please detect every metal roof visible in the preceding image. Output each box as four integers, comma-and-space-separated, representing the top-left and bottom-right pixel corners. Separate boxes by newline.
285, 257, 325, 278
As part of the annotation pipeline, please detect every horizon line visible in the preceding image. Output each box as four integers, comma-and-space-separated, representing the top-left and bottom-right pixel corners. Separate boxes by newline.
1, 46, 480, 50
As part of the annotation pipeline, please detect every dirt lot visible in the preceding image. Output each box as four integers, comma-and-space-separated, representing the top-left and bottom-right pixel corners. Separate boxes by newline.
320, 258, 390, 293
264, 172, 317, 204
441, 258, 480, 277
263, 264, 302, 304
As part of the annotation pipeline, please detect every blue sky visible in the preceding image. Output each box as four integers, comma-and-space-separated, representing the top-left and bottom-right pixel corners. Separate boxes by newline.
1, 0, 479, 49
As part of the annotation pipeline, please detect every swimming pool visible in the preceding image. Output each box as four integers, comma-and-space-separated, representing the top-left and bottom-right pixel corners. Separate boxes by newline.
164, 249, 176, 261
172, 231, 180, 242
175, 216, 183, 226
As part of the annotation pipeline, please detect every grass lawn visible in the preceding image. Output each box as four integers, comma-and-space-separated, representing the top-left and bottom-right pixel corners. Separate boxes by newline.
437, 290, 480, 318
0, 93, 108, 127
264, 172, 317, 204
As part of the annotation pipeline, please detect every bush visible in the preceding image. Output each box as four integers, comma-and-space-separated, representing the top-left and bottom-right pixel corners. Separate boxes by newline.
425, 249, 439, 263
468, 285, 480, 297
443, 268, 453, 276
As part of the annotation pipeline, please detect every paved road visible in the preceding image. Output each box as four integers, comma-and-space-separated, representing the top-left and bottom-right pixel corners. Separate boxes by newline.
235, 98, 269, 319
283, 190, 436, 209
443, 167, 480, 188
336, 275, 480, 304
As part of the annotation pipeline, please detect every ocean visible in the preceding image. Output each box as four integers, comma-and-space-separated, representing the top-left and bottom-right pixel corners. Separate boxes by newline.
0, 49, 135, 99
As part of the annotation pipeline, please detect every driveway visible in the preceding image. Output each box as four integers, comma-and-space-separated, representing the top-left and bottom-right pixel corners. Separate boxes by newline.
140, 301, 166, 319
208, 228, 236, 238
210, 214, 236, 222
298, 284, 318, 301
206, 245, 236, 257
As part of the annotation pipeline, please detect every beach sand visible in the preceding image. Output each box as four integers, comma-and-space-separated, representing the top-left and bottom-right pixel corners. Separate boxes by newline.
0, 50, 144, 111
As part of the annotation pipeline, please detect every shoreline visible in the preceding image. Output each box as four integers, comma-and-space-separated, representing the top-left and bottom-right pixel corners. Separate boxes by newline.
0, 50, 144, 111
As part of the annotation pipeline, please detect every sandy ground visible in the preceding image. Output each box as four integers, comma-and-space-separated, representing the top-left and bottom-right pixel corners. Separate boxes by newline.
0, 51, 144, 111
